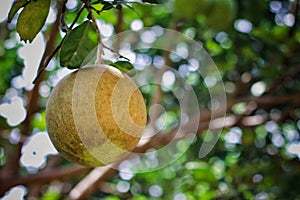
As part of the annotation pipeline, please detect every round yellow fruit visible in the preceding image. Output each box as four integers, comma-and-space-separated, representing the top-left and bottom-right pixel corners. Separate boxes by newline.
46, 65, 147, 166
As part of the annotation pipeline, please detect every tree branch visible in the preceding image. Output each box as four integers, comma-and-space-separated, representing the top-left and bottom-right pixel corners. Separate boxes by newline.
289, 0, 299, 36
0, 165, 91, 196
0, 1, 63, 182
115, 9, 123, 51
33, 4, 86, 83
2, 91, 298, 198
67, 91, 300, 199
83, 0, 104, 64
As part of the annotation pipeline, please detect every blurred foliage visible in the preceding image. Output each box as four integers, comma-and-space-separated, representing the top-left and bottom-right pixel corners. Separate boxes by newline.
1, 0, 300, 199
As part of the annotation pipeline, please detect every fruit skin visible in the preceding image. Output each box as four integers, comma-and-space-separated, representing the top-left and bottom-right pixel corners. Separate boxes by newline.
46, 65, 147, 166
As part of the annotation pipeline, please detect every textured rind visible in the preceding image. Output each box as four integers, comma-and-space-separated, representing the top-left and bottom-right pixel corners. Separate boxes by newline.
46, 65, 147, 166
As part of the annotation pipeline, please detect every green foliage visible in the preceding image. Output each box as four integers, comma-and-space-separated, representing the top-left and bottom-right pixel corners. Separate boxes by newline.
0, 41, 23, 94
32, 112, 47, 131
16, 0, 51, 42
174, 0, 236, 30
0, 147, 6, 166
100, 2, 114, 11
41, 191, 61, 200
205, 0, 236, 30
103, 196, 121, 200
174, 0, 208, 20
142, 0, 160, 4
7, 0, 28, 23
110, 61, 134, 73
60, 20, 98, 69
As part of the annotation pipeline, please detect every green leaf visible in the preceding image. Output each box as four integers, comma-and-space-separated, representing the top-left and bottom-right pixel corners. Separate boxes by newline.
32, 111, 46, 131
16, 0, 51, 42
60, 20, 98, 69
110, 61, 134, 73
116, 4, 122, 10
103, 196, 121, 200
91, 3, 104, 15
142, 0, 159, 4
41, 191, 60, 200
7, 0, 28, 23
101, 2, 113, 11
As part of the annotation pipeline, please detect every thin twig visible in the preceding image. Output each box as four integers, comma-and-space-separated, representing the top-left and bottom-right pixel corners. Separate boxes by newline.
70, 4, 86, 29
32, 4, 85, 84
2, 90, 299, 197
32, 40, 64, 84
103, 44, 130, 61
67, 91, 300, 199
0, 0, 64, 188
83, 0, 104, 64
90, 5, 102, 14
115, 8, 123, 51
289, 0, 299, 36
91, 16, 104, 64
124, 3, 141, 17
60, 0, 69, 32
0, 165, 91, 196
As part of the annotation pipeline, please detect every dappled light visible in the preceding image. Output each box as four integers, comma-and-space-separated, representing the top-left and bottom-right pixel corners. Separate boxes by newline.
20, 132, 58, 171
130, 19, 144, 32
234, 19, 253, 33
2, 186, 27, 200
0, 96, 26, 126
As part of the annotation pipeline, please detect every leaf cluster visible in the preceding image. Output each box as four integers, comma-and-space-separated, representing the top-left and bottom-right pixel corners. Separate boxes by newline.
8, 0, 140, 72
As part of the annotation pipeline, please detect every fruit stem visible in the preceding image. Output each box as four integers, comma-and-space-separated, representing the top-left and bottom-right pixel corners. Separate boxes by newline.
88, 5, 104, 64
82, 0, 103, 64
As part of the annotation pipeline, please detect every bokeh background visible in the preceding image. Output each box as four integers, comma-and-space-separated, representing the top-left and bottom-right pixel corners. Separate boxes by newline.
1, 0, 300, 199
